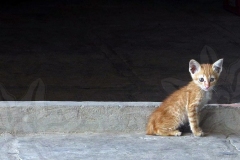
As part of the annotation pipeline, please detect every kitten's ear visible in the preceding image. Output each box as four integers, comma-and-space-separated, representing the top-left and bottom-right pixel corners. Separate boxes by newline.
212, 58, 223, 74
189, 59, 201, 75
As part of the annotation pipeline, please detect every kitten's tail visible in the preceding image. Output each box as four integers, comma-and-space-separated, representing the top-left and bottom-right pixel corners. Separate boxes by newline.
146, 120, 154, 135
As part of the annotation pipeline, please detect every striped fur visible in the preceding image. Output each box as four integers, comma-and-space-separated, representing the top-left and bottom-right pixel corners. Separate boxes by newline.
146, 59, 223, 136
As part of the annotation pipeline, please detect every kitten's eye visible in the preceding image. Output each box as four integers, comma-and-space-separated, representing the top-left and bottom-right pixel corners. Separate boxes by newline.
210, 78, 215, 82
199, 78, 204, 82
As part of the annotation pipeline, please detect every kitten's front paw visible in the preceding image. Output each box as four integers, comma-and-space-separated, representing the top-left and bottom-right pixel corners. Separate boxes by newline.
193, 129, 204, 137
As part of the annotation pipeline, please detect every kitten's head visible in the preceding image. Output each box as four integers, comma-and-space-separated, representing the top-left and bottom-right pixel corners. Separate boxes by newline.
189, 59, 223, 91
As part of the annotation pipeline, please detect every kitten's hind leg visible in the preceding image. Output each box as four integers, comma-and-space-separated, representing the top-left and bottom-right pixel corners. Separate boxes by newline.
171, 130, 182, 136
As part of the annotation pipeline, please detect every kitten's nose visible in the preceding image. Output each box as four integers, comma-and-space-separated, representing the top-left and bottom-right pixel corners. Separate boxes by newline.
205, 82, 210, 89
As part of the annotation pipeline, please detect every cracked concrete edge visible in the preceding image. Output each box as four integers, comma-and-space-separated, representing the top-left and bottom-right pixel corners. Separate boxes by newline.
0, 101, 239, 135
227, 135, 240, 152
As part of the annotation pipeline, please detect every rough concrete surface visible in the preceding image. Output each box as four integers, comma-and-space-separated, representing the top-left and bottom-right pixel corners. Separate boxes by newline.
0, 101, 239, 135
0, 102, 239, 160
0, 133, 240, 160
0, 101, 157, 134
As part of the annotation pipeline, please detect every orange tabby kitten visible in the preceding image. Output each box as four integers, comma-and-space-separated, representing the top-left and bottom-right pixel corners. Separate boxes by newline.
146, 59, 223, 136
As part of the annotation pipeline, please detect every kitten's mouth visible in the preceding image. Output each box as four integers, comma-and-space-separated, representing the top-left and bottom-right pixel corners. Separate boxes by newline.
202, 87, 212, 92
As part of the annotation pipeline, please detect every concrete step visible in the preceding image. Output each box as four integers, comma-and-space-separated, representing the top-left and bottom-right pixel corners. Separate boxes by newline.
0, 101, 239, 135
1, 132, 239, 160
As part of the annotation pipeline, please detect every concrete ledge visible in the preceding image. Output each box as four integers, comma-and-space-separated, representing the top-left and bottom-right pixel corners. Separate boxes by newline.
0, 101, 158, 134
0, 101, 239, 135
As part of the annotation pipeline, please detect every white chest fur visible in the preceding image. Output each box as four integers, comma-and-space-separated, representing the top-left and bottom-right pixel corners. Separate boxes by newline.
198, 90, 212, 110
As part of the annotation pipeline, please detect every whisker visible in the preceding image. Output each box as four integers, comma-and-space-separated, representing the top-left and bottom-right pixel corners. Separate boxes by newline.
212, 88, 217, 93
212, 87, 219, 97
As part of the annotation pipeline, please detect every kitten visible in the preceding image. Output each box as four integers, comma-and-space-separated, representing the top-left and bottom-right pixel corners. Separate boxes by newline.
146, 59, 223, 136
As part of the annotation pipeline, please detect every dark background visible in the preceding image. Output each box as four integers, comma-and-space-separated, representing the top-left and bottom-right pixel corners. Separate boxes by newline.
0, 0, 239, 102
